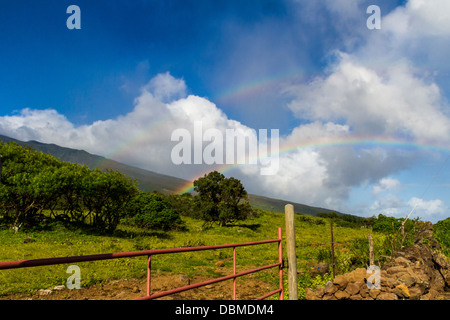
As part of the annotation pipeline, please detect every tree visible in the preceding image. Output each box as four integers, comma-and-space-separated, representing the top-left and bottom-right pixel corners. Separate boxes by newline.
126, 193, 185, 231
0, 142, 62, 231
0, 141, 139, 233
80, 169, 139, 233
193, 171, 253, 226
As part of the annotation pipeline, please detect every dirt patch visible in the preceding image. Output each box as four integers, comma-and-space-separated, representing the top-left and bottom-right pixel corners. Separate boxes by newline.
1, 268, 279, 300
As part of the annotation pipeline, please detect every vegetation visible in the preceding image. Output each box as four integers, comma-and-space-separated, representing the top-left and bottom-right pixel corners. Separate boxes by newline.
0, 141, 446, 299
124, 192, 185, 231
0, 208, 383, 298
434, 217, 450, 256
0, 142, 139, 233
192, 171, 254, 227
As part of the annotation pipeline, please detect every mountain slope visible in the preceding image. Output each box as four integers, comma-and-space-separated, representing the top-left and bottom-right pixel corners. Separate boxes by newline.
0, 134, 344, 216
0, 134, 189, 193
248, 194, 338, 216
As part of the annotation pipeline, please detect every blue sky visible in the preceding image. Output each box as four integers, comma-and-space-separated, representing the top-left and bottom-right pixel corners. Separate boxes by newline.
1, 0, 449, 222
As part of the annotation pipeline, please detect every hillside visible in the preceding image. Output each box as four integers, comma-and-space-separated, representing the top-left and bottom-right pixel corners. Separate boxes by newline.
248, 194, 338, 216
0, 134, 344, 216
0, 134, 188, 194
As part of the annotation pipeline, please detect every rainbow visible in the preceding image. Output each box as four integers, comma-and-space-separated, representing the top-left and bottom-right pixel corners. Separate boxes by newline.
174, 136, 450, 194
96, 70, 303, 168
214, 69, 304, 104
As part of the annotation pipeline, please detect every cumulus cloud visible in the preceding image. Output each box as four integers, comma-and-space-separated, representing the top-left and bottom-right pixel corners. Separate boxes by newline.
287, 53, 450, 143
372, 177, 401, 195
369, 194, 448, 221
384, 0, 450, 38
0, 72, 275, 181
407, 197, 448, 219
370, 193, 406, 217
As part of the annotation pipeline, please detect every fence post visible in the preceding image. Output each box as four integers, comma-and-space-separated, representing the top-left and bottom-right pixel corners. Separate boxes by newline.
285, 204, 298, 300
368, 233, 374, 266
330, 222, 335, 279
147, 255, 152, 296
0, 154, 3, 183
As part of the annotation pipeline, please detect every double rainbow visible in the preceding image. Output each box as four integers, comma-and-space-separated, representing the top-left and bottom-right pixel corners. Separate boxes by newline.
174, 136, 450, 194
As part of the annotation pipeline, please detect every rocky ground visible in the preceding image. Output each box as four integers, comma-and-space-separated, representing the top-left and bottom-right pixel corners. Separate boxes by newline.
306, 222, 450, 300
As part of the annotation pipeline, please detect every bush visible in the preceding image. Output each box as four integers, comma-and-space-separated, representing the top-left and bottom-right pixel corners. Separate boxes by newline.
126, 193, 185, 231
287, 272, 333, 300
434, 217, 450, 256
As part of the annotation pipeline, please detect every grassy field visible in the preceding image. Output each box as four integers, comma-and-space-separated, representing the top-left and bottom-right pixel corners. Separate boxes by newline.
0, 209, 387, 298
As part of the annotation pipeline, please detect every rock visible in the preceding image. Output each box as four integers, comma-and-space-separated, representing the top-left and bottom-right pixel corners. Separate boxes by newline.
381, 275, 397, 288
346, 268, 367, 283
393, 256, 411, 267
37, 289, 52, 296
304, 220, 450, 300
23, 236, 35, 243
333, 275, 348, 290
369, 288, 381, 299
324, 281, 333, 290
433, 252, 449, 269
334, 290, 350, 300
305, 288, 320, 300
359, 283, 369, 299
408, 287, 422, 300
422, 288, 439, 300
325, 282, 338, 295
386, 266, 406, 275
399, 274, 416, 287
377, 292, 398, 300
315, 286, 326, 298
132, 286, 140, 293
115, 291, 126, 298
345, 282, 360, 296
394, 284, 410, 299
311, 262, 329, 276
53, 285, 65, 291
215, 261, 225, 267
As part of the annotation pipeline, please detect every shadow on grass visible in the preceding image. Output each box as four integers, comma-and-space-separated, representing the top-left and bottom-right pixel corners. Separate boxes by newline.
225, 222, 261, 232
12, 216, 178, 240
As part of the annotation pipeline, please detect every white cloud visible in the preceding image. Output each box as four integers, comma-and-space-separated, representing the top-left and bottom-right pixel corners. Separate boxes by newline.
366, 193, 448, 222
407, 197, 448, 218
0, 108, 74, 142
144, 72, 187, 103
287, 53, 450, 143
370, 193, 406, 217
385, 0, 450, 37
372, 177, 401, 195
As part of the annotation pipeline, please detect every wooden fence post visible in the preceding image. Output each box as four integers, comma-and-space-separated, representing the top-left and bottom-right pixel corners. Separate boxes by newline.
285, 204, 298, 300
368, 233, 374, 266
330, 222, 335, 279
392, 222, 396, 252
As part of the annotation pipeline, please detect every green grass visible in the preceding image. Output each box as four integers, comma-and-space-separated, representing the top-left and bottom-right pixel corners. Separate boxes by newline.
0, 210, 386, 298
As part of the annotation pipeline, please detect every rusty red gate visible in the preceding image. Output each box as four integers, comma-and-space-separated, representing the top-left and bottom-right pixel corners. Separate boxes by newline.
0, 228, 284, 300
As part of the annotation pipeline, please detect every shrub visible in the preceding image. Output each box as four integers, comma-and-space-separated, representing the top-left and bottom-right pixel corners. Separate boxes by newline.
126, 193, 185, 231
434, 217, 450, 256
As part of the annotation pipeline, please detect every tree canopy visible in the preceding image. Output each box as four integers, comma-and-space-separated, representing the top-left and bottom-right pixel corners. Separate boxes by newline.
0, 142, 139, 233
193, 171, 254, 226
